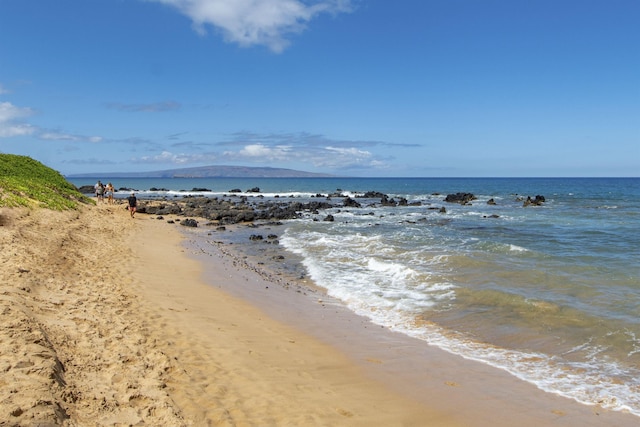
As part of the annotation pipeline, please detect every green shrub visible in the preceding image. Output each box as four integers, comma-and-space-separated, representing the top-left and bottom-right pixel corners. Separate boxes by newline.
0, 154, 93, 210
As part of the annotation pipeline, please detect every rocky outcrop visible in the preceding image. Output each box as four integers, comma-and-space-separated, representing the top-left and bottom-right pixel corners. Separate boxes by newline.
180, 218, 198, 227
444, 193, 476, 205
359, 191, 386, 199
343, 197, 362, 208
76, 185, 97, 194
523, 195, 545, 207
110, 187, 531, 226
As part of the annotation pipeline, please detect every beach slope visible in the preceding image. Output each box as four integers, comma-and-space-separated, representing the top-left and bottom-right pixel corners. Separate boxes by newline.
1, 203, 638, 426
0, 204, 451, 426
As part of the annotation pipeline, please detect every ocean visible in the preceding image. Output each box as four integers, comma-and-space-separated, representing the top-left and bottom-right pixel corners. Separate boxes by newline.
69, 176, 640, 416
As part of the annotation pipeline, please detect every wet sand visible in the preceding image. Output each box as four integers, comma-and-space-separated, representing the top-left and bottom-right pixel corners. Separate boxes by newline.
0, 203, 637, 426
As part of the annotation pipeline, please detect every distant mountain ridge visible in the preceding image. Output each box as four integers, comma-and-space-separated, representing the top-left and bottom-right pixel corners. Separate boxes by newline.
67, 165, 335, 178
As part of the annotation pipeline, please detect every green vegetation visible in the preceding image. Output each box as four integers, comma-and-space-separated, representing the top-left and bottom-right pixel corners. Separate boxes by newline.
0, 154, 93, 210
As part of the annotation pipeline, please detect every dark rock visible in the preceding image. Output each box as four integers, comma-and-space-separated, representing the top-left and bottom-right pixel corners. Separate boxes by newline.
77, 185, 96, 194
360, 191, 386, 198
487, 198, 497, 205
232, 211, 256, 223
444, 193, 476, 205
343, 197, 362, 208
323, 214, 335, 222
246, 187, 261, 193
130, 188, 446, 227
380, 195, 397, 206
249, 234, 264, 241
229, 188, 242, 193
523, 195, 545, 207
180, 218, 198, 227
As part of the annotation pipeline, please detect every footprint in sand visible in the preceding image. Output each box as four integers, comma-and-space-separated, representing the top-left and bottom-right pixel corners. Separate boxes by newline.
336, 408, 354, 417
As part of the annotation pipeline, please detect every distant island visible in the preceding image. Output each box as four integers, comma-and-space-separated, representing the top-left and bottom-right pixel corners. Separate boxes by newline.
66, 165, 336, 179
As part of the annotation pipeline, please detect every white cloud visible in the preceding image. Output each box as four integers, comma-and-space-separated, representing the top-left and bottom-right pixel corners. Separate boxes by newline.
148, 0, 352, 52
236, 143, 292, 159
40, 131, 103, 143
325, 145, 371, 158
223, 141, 381, 169
314, 145, 375, 168
0, 123, 35, 138
0, 101, 33, 122
137, 150, 217, 164
215, 131, 393, 170
0, 101, 35, 137
0, 88, 103, 142
130, 132, 395, 171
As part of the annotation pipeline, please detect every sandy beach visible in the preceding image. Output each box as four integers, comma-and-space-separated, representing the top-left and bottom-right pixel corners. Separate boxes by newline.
1, 202, 638, 426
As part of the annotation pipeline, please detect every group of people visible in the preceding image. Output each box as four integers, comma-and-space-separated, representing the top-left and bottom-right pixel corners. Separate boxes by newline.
94, 180, 137, 218
94, 180, 115, 204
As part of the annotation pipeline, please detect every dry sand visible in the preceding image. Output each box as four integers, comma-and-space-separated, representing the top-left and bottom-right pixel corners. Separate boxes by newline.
1, 202, 637, 426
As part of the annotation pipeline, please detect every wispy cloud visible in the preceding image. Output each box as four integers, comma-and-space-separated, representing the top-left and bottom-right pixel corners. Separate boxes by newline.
222, 141, 380, 169
219, 131, 416, 149
63, 157, 118, 165
137, 150, 218, 164
0, 101, 36, 137
136, 131, 395, 170
0, 102, 104, 142
40, 131, 103, 143
147, 0, 353, 52
105, 101, 181, 112
1, 84, 107, 142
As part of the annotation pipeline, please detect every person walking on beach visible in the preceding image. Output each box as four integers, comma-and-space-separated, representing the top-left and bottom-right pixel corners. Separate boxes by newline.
127, 193, 137, 218
95, 180, 105, 203
105, 182, 115, 205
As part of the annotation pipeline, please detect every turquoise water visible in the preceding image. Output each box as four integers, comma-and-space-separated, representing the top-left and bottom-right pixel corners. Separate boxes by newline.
71, 177, 640, 416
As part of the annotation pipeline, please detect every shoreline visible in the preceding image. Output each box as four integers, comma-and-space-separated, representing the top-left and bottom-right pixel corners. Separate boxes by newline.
1, 203, 638, 425
179, 217, 640, 427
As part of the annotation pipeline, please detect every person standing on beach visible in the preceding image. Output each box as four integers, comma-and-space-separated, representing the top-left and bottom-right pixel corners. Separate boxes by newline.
127, 193, 137, 218
94, 180, 105, 203
105, 182, 115, 205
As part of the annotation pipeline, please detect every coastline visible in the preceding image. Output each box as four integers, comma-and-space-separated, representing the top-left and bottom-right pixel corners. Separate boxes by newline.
1, 202, 637, 425
180, 218, 640, 427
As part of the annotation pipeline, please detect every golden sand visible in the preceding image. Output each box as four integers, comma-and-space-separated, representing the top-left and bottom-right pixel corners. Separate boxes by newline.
1, 202, 636, 426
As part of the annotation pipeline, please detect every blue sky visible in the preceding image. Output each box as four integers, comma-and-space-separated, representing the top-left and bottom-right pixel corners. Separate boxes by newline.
1, 0, 638, 177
